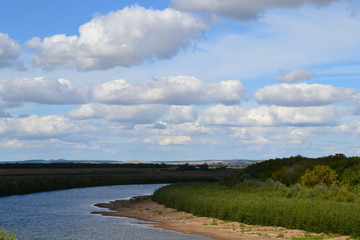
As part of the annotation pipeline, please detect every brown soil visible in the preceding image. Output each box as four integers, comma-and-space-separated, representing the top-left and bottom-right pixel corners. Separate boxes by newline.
92, 196, 351, 240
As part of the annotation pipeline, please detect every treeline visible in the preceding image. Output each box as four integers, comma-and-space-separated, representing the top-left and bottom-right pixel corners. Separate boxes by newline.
152, 154, 360, 238
0, 176, 217, 197
153, 183, 360, 237
0, 162, 169, 169
226, 154, 360, 187
0, 162, 226, 171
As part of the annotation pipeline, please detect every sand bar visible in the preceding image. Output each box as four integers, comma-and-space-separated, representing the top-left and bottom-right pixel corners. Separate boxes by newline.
92, 196, 350, 240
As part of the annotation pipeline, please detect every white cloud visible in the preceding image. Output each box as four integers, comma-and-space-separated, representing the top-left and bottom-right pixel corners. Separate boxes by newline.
167, 106, 197, 123
1, 139, 24, 148
232, 126, 313, 144
0, 115, 88, 138
93, 76, 245, 105
201, 104, 345, 126
144, 136, 191, 146
171, 0, 340, 21
0, 33, 24, 70
331, 121, 360, 136
67, 104, 168, 124
26, 6, 207, 70
254, 83, 357, 106
0, 77, 89, 104
134, 121, 210, 138
276, 68, 314, 82
179, 4, 360, 80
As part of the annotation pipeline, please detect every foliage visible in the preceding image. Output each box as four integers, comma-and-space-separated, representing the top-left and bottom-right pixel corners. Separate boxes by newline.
242, 154, 360, 186
231, 179, 360, 202
300, 165, 338, 187
0, 175, 217, 197
0, 228, 16, 240
0, 162, 169, 169
341, 163, 360, 186
153, 183, 360, 237
176, 163, 197, 171
198, 163, 209, 171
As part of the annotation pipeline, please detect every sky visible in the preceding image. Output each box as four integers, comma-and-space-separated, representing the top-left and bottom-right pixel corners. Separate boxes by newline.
0, 0, 360, 162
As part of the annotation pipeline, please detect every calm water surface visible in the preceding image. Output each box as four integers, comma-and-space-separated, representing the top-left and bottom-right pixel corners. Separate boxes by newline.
0, 184, 213, 240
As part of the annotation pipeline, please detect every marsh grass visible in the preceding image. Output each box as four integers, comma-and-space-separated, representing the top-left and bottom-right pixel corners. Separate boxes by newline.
153, 183, 360, 237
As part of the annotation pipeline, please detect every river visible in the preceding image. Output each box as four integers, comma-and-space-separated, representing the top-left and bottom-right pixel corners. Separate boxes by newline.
0, 184, 213, 240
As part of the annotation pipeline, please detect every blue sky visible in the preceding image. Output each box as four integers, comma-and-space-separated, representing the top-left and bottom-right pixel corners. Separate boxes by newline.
0, 0, 360, 161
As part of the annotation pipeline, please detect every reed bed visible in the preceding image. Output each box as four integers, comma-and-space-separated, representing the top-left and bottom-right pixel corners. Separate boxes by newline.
153, 183, 360, 237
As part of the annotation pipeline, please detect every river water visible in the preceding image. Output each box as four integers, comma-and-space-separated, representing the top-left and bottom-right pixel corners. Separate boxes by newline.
0, 184, 213, 240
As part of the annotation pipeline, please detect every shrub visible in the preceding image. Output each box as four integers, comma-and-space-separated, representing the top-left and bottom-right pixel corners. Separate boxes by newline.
153, 183, 360, 237
0, 228, 17, 240
300, 165, 338, 187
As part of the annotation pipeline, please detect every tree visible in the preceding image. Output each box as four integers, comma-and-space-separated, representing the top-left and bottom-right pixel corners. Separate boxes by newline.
0, 228, 17, 240
176, 163, 196, 171
198, 163, 209, 171
300, 165, 338, 187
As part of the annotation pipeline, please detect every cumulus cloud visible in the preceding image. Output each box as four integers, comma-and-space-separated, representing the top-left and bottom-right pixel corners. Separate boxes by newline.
25, 6, 207, 70
276, 68, 314, 82
144, 136, 191, 145
254, 83, 357, 106
171, 0, 340, 21
93, 76, 245, 105
0, 77, 89, 104
0, 33, 24, 70
67, 104, 168, 124
0, 115, 88, 138
201, 104, 345, 126
1, 139, 24, 148
135, 121, 209, 139
167, 106, 197, 123
232, 126, 313, 145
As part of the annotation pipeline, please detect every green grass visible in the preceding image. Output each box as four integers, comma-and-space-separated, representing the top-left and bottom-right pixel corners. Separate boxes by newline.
153, 183, 360, 237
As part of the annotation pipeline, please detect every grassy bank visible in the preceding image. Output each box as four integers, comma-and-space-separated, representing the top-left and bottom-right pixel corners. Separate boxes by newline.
153, 183, 360, 237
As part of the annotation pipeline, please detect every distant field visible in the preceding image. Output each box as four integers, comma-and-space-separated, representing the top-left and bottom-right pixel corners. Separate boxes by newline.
0, 163, 242, 197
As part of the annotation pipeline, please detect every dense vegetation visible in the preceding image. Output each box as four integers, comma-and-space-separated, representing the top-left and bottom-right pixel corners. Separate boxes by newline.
153, 183, 360, 237
0, 175, 219, 197
0, 162, 169, 169
240, 154, 360, 186
153, 154, 360, 238
0, 163, 236, 197
0, 228, 16, 240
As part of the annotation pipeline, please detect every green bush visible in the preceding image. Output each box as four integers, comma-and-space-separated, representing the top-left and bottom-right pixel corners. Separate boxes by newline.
300, 165, 338, 187
0, 228, 17, 240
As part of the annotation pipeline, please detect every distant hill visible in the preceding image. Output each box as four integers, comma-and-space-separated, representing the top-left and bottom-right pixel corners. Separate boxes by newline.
155, 159, 259, 166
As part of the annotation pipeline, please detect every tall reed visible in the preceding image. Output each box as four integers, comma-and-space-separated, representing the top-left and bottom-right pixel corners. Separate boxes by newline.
153, 183, 360, 237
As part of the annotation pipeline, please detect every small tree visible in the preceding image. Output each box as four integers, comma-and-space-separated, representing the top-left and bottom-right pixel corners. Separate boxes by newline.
0, 228, 17, 240
176, 163, 196, 171
198, 163, 209, 171
300, 165, 338, 187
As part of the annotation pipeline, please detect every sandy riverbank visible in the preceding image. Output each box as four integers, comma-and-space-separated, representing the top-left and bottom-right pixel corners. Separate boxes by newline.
92, 196, 350, 240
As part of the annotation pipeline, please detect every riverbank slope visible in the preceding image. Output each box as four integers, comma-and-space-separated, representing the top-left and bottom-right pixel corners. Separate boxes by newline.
92, 196, 350, 240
